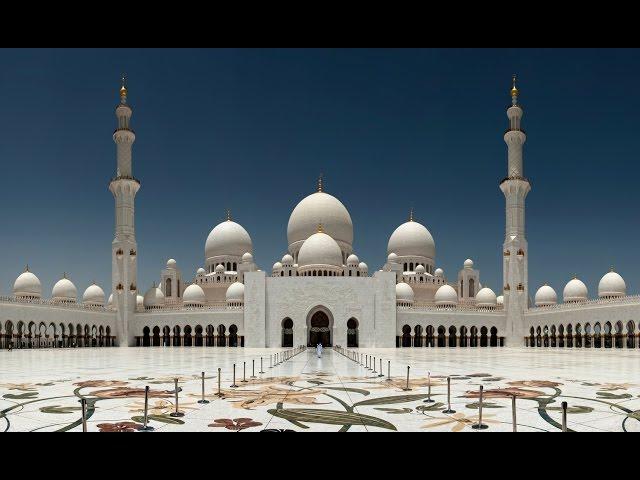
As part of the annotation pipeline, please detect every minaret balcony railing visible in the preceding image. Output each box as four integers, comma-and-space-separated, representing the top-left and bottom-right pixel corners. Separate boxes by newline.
504, 127, 526, 135
500, 175, 531, 187
109, 175, 141, 186
113, 127, 136, 135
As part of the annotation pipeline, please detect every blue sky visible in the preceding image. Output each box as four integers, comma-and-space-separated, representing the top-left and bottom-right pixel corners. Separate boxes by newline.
0, 48, 637, 300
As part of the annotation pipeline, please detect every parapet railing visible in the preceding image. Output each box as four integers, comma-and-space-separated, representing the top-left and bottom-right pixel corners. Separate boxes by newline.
529, 295, 640, 313
0, 296, 114, 312
139, 302, 243, 313
402, 303, 505, 313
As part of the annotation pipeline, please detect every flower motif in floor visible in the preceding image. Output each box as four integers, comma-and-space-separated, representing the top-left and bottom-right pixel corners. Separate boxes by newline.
127, 399, 197, 415
422, 413, 499, 432
507, 380, 563, 388
219, 385, 328, 410
208, 418, 263, 431
73, 380, 129, 388
87, 387, 174, 399
463, 387, 545, 399
97, 422, 143, 432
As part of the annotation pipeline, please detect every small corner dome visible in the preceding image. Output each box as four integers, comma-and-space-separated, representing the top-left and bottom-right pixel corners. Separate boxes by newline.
464, 259, 474, 269
82, 283, 105, 306
166, 258, 177, 270
136, 295, 143, 308
598, 270, 626, 298
273, 262, 283, 270
358, 262, 368, 270
183, 284, 206, 305
435, 284, 458, 305
496, 295, 504, 305
242, 252, 254, 263
476, 287, 497, 307
387, 221, 435, 260
347, 254, 359, 266
226, 282, 245, 302
535, 284, 557, 306
415, 264, 426, 274
196, 267, 206, 275
205, 220, 253, 260
282, 254, 294, 265
387, 252, 398, 263
396, 282, 414, 302
215, 264, 225, 273
107, 293, 114, 307
52, 276, 77, 302
13, 270, 42, 298
298, 231, 343, 268
563, 278, 588, 303
434, 268, 444, 277
143, 285, 165, 308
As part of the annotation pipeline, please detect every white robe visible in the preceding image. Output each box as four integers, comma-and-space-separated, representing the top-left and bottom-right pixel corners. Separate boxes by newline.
316, 344, 323, 358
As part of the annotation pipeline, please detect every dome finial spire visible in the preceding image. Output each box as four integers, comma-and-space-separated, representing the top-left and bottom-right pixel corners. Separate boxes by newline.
317, 222, 324, 233
510, 74, 519, 105
409, 207, 414, 222
120, 74, 128, 104
226, 209, 232, 221
317, 173, 323, 192
25, 264, 29, 273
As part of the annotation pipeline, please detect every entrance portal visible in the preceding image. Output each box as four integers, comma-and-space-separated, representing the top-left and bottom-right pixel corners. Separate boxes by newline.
308, 311, 331, 347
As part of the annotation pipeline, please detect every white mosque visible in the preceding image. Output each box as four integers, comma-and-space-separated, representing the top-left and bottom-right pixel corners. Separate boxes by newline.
0, 77, 638, 351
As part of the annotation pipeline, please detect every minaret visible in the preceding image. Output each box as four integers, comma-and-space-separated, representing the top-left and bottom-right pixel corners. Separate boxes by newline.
500, 75, 530, 346
109, 76, 140, 347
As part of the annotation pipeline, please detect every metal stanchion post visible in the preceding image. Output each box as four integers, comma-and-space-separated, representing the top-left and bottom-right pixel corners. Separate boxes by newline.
424, 371, 434, 403
80, 398, 87, 432
241, 362, 248, 383
442, 377, 456, 414
402, 366, 412, 391
472, 385, 488, 430
251, 359, 257, 379
141, 385, 155, 431
215, 367, 223, 397
378, 358, 384, 377
198, 372, 210, 404
259, 357, 265, 374
170, 378, 185, 417
386, 360, 392, 382
230, 364, 239, 388
372, 356, 377, 374
561, 401, 568, 432
512, 394, 517, 432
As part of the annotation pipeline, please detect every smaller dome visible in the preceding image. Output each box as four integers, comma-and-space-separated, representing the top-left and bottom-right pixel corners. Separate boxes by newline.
215, 264, 225, 273
535, 284, 557, 306
282, 254, 294, 265
563, 278, 588, 303
242, 252, 254, 264
52, 276, 77, 302
298, 231, 343, 268
107, 293, 114, 308
476, 287, 497, 307
598, 270, 626, 298
196, 267, 206, 275
136, 295, 143, 309
183, 284, 206, 306
358, 262, 368, 271
13, 269, 42, 298
464, 259, 474, 269
226, 282, 245, 303
82, 283, 105, 306
415, 264, 426, 274
273, 261, 283, 270
435, 284, 458, 306
347, 254, 359, 266
496, 295, 504, 305
387, 252, 398, 263
396, 282, 414, 303
166, 258, 177, 270
434, 268, 444, 277
143, 285, 165, 309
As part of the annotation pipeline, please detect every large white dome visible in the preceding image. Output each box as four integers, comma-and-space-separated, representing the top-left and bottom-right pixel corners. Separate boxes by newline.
183, 284, 206, 306
535, 284, 557, 306
387, 220, 435, 260
287, 191, 353, 252
13, 270, 42, 298
83, 283, 105, 306
435, 284, 457, 306
143, 285, 165, 309
598, 270, 626, 298
396, 282, 414, 303
298, 231, 343, 268
205, 220, 253, 260
226, 282, 245, 303
475, 287, 497, 307
52, 276, 77, 302
563, 278, 588, 303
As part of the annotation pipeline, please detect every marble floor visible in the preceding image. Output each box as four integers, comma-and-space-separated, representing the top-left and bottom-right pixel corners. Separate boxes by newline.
1, 347, 639, 432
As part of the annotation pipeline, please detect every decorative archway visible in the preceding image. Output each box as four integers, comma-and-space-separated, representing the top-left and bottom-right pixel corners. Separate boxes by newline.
282, 318, 294, 348
347, 318, 359, 348
307, 308, 332, 347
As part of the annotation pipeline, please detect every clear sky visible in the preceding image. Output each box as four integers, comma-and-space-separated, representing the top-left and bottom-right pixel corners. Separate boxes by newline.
0, 48, 637, 301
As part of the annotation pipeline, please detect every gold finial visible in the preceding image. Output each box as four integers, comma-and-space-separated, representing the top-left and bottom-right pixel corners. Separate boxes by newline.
409, 207, 414, 222
226, 209, 232, 221
610, 265, 615, 272
317, 223, 324, 233
120, 74, 127, 102
24, 264, 29, 273
573, 274, 577, 280
510, 74, 518, 104
317, 173, 323, 193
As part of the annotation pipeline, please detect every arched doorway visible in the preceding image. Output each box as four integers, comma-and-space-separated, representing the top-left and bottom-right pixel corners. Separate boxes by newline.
347, 318, 359, 347
282, 318, 293, 348
142, 327, 151, 347
152, 326, 161, 346
448, 326, 457, 347
437, 326, 446, 347
308, 311, 331, 347
401, 325, 412, 347
229, 325, 238, 347
480, 326, 488, 347
195, 325, 203, 347
426, 325, 435, 347
490, 327, 498, 347
414, 325, 423, 347
163, 326, 171, 347
206, 325, 214, 347
217, 325, 226, 347
627, 321, 636, 348
184, 326, 193, 347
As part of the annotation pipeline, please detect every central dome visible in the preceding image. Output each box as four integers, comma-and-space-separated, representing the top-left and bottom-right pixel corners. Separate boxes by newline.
205, 220, 253, 260
288, 191, 353, 254
387, 220, 436, 260
298, 231, 343, 268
